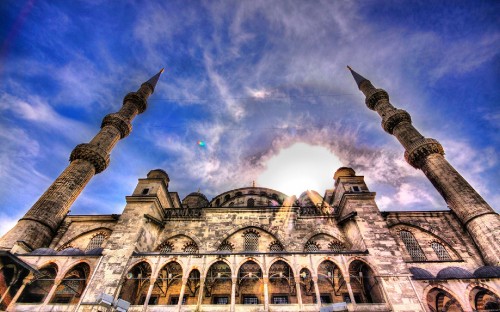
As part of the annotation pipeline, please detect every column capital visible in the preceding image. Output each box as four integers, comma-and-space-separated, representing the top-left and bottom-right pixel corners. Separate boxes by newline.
365, 89, 389, 110
123, 92, 147, 114
382, 109, 412, 134
404, 138, 444, 168
101, 113, 132, 139
70, 143, 109, 173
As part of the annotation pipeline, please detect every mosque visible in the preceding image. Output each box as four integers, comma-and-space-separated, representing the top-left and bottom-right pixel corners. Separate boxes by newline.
0, 68, 499, 312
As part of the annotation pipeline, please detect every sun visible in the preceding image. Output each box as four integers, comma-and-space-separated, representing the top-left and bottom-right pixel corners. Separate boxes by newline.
257, 142, 343, 197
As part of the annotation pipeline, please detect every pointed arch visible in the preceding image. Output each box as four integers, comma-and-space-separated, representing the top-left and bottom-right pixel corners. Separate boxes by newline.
348, 259, 385, 304
49, 262, 90, 304
236, 260, 263, 304
152, 261, 183, 305
424, 286, 465, 312
18, 263, 58, 304
216, 223, 287, 250
56, 227, 112, 251
202, 261, 232, 304
118, 261, 152, 305
268, 260, 296, 304
299, 267, 315, 304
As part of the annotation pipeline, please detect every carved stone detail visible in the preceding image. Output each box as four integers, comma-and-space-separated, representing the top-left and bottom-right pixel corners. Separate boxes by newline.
101, 113, 132, 139
404, 138, 444, 168
365, 89, 389, 110
70, 143, 110, 173
382, 109, 412, 134
123, 92, 147, 114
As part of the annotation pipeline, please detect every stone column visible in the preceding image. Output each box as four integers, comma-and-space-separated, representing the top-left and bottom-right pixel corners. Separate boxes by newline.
142, 277, 156, 311
294, 276, 303, 310
196, 277, 205, 310
176, 277, 187, 312
5, 278, 29, 311
345, 278, 355, 304
263, 276, 269, 311
230, 277, 237, 312
312, 276, 321, 309
41, 278, 60, 308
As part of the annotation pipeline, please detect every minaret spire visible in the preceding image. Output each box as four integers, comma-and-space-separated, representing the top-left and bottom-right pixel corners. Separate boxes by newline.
349, 68, 500, 265
0, 70, 164, 253
347, 65, 368, 88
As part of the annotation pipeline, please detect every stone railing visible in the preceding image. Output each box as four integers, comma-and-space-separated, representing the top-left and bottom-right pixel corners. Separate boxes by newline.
164, 208, 202, 219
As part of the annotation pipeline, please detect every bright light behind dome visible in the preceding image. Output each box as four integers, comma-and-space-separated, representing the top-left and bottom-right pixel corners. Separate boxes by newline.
257, 143, 343, 197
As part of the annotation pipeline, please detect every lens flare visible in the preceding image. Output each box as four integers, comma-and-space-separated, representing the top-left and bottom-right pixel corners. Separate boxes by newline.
197, 140, 206, 147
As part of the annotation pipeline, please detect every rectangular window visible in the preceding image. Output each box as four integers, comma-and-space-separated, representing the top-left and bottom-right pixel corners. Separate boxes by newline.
342, 293, 351, 303
51, 295, 72, 304
169, 295, 186, 305
142, 188, 150, 195
243, 295, 259, 304
351, 186, 361, 192
213, 296, 229, 304
320, 294, 332, 304
272, 295, 289, 304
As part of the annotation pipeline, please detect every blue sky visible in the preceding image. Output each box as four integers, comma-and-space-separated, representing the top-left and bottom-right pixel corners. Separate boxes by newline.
0, 0, 498, 234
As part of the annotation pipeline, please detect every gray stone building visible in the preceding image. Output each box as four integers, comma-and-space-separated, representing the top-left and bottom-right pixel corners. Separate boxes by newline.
0, 69, 498, 312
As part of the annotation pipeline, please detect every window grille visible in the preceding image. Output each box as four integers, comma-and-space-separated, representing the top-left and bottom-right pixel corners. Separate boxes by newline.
158, 242, 173, 253
328, 241, 345, 252
247, 198, 255, 207
272, 296, 289, 304
243, 296, 258, 304
86, 233, 105, 251
399, 230, 426, 261
218, 241, 233, 252
431, 242, 452, 261
183, 242, 199, 254
304, 241, 320, 252
244, 231, 259, 251
213, 296, 229, 304
269, 241, 283, 252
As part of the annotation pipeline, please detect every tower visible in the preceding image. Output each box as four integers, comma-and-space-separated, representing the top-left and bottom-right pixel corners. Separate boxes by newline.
347, 66, 500, 265
0, 69, 164, 253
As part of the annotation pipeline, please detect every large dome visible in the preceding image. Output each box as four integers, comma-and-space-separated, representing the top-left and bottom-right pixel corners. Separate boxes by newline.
209, 187, 288, 208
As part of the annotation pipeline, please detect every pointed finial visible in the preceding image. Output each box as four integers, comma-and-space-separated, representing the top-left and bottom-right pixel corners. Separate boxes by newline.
252, 180, 256, 187
143, 68, 165, 93
346, 65, 368, 88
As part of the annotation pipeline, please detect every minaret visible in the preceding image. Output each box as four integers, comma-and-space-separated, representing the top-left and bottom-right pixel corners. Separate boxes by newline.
347, 66, 500, 265
0, 69, 164, 252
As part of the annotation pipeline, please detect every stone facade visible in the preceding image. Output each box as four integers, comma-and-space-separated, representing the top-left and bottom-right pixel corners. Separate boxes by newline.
1, 69, 499, 312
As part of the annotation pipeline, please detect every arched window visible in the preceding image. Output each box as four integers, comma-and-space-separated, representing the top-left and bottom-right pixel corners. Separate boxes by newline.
328, 241, 345, 252
224, 194, 231, 202
86, 233, 106, 251
399, 230, 426, 261
431, 242, 451, 261
183, 242, 198, 254
247, 198, 255, 207
157, 242, 173, 254
244, 230, 259, 251
304, 241, 320, 252
269, 241, 284, 252
218, 241, 233, 253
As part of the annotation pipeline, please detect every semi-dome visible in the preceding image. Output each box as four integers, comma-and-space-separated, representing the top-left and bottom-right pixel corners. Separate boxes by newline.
29, 248, 57, 256
473, 266, 500, 278
436, 267, 473, 279
58, 248, 85, 256
85, 247, 104, 255
409, 267, 435, 280
182, 192, 209, 208
209, 187, 288, 208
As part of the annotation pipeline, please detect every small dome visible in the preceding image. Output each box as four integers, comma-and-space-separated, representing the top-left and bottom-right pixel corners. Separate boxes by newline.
147, 169, 170, 182
333, 167, 355, 181
182, 192, 209, 208
409, 267, 435, 280
29, 248, 57, 255
58, 248, 85, 256
85, 247, 104, 255
474, 266, 500, 278
436, 267, 473, 279
297, 191, 315, 207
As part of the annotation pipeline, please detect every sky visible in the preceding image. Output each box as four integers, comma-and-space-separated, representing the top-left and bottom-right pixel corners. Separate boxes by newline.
0, 0, 498, 235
